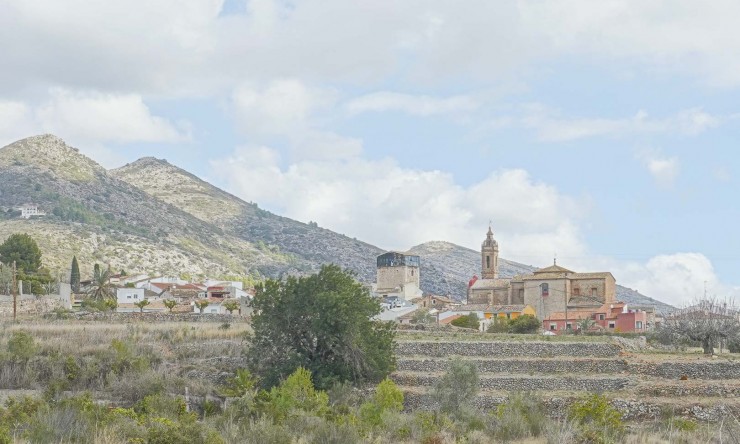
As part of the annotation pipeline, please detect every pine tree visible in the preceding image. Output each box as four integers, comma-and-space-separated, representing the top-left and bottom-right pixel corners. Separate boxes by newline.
70, 256, 80, 293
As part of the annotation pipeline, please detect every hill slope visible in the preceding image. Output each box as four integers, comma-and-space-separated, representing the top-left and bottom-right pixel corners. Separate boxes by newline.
0, 135, 672, 313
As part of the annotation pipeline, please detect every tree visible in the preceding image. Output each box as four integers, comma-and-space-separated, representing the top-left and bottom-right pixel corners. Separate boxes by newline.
134, 299, 150, 313
87, 266, 115, 303
0, 233, 42, 273
249, 264, 396, 390
164, 299, 177, 312
451, 313, 480, 330
487, 317, 509, 333
577, 317, 596, 333
432, 361, 479, 415
194, 300, 209, 314
411, 308, 435, 325
508, 314, 541, 334
661, 298, 740, 355
70, 256, 80, 293
223, 300, 239, 314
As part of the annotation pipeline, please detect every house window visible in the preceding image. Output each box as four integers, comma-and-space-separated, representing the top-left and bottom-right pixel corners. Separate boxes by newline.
608, 322, 615, 329
541, 283, 549, 297
507, 313, 511, 319
411, 269, 414, 276
486, 255, 491, 269
550, 323, 557, 331
432, 299, 436, 305
636, 321, 643, 329
573, 288, 580, 296
566, 323, 572, 330
599, 314, 605, 321
127, 295, 132, 299
591, 287, 598, 297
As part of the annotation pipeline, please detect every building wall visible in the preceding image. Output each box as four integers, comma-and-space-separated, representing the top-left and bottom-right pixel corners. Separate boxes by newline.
377, 265, 420, 291
468, 288, 491, 304
523, 279, 568, 320
570, 275, 615, 302
492, 288, 509, 305
616, 312, 648, 333
510, 282, 525, 304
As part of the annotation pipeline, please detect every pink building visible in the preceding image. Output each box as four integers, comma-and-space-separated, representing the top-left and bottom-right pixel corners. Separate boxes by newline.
543, 301, 648, 334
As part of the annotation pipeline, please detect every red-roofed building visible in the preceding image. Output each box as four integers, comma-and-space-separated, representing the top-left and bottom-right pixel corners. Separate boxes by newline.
543, 301, 648, 334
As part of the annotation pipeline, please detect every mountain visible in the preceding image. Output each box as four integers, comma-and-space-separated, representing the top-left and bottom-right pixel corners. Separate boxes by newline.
0, 135, 672, 313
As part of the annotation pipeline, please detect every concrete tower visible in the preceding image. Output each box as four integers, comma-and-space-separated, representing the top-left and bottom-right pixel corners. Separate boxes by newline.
481, 225, 499, 279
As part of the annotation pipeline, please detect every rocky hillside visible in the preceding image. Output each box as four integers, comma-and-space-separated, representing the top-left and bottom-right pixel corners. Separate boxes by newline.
0, 135, 671, 313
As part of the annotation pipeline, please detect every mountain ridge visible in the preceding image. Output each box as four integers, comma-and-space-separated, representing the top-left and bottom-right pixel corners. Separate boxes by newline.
0, 135, 673, 313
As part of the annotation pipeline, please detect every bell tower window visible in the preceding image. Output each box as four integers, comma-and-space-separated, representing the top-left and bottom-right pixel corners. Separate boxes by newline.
486, 256, 490, 269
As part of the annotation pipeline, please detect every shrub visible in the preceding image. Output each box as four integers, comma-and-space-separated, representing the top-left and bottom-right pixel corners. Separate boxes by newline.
487, 317, 509, 333
258, 368, 329, 424
508, 315, 540, 334
569, 394, 625, 443
431, 361, 479, 416
493, 393, 549, 440
7, 331, 37, 362
451, 313, 480, 330
359, 378, 404, 427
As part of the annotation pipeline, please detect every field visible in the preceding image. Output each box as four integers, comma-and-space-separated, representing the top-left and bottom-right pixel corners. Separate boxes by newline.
0, 318, 739, 443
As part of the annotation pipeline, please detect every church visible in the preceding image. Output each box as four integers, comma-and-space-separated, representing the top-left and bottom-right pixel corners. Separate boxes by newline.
468, 226, 616, 320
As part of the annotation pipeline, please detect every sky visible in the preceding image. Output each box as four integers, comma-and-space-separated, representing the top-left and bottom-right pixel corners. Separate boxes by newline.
1, 0, 739, 306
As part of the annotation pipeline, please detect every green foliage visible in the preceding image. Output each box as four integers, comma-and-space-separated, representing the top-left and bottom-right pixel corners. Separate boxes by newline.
194, 300, 209, 313
451, 313, 480, 330
259, 368, 329, 424
0, 233, 42, 273
87, 266, 116, 303
431, 361, 479, 415
411, 309, 436, 325
569, 394, 625, 443
250, 265, 396, 390
494, 392, 548, 441
81, 298, 117, 312
70, 256, 80, 293
359, 378, 404, 427
164, 299, 177, 312
7, 331, 38, 362
486, 317, 509, 333
135, 299, 151, 312
222, 300, 239, 314
508, 315, 541, 334
221, 369, 257, 397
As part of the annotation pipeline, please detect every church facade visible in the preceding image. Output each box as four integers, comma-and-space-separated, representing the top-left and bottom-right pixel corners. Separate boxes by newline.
468, 226, 616, 320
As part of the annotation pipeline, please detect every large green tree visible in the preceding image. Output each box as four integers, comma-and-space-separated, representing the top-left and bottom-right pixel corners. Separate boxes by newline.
0, 233, 42, 273
249, 264, 396, 390
70, 256, 81, 293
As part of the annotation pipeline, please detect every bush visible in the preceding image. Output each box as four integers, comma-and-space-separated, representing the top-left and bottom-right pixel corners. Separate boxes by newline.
7, 331, 37, 362
508, 315, 540, 334
432, 361, 479, 416
359, 378, 404, 427
493, 393, 549, 441
487, 317, 509, 333
451, 313, 480, 330
569, 394, 625, 443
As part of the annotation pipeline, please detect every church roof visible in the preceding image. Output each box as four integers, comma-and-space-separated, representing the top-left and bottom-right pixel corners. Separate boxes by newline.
534, 264, 574, 274
452, 304, 529, 313
470, 278, 510, 290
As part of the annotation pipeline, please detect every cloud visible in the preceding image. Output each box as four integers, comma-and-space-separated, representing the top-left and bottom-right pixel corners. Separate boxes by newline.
502, 105, 725, 142
36, 88, 189, 145
210, 146, 587, 265
347, 92, 478, 116
636, 150, 680, 188
0, 89, 189, 167
615, 253, 732, 307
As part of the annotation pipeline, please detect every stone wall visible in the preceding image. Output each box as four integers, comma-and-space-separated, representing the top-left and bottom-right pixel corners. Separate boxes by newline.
70, 312, 248, 323
396, 341, 622, 358
403, 393, 739, 422
393, 374, 629, 391
396, 357, 628, 374
630, 361, 740, 380
0, 297, 65, 316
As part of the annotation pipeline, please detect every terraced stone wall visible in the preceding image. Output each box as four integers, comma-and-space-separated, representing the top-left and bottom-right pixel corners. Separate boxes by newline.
396, 341, 622, 358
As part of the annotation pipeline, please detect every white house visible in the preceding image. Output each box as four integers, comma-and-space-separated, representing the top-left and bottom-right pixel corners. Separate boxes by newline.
18, 204, 46, 219
116, 287, 145, 305
192, 298, 241, 314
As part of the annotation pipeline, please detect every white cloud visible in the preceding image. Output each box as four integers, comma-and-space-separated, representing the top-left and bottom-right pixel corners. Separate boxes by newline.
616, 253, 730, 307
36, 88, 189, 144
637, 150, 680, 188
504, 105, 724, 142
0, 101, 35, 145
210, 147, 587, 265
347, 92, 478, 116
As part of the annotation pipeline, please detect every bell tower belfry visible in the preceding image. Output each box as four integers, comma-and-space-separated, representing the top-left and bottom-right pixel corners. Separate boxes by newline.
481, 224, 499, 279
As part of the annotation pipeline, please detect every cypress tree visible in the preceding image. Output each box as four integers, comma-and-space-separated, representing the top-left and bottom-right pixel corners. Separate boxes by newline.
70, 256, 80, 293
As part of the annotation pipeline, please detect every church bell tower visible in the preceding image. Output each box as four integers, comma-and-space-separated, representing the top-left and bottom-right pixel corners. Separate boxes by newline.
481, 225, 499, 279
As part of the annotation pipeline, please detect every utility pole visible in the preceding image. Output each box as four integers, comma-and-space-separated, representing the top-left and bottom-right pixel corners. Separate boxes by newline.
11, 261, 17, 322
